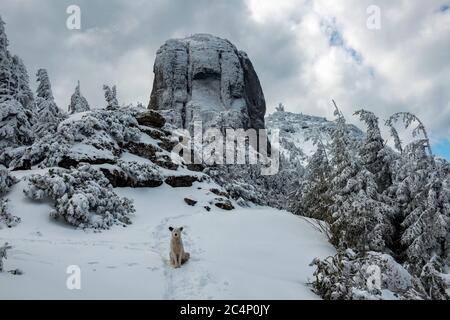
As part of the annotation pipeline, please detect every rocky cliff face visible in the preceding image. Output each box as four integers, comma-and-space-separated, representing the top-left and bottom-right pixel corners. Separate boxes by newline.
148, 34, 266, 131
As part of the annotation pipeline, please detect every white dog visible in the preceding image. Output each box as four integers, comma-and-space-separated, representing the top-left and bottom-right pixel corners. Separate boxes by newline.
169, 227, 190, 268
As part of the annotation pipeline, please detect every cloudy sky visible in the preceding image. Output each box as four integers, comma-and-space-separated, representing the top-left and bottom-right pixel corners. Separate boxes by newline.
1, 0, 449, 159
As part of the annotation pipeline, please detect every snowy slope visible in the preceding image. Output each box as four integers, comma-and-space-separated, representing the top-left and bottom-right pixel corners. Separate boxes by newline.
0, 170, 334, 300
266, 110, 364, 166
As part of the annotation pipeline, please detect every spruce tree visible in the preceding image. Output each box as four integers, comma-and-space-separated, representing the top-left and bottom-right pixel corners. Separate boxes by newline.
0, 16, 34, 151
11, 55, 34, 112
103, 84, 119, 110
329, 102, 393, 252
68, 81, 90, 114
291, 141, 332, 221
0, 16, 13, 100
34, 69, 66, 138
354, 110, 392, 192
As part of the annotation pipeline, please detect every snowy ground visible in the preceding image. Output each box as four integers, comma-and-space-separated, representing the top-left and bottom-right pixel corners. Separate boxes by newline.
0, 171, 334, 299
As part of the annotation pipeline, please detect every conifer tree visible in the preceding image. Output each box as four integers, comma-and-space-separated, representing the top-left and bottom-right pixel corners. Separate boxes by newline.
103, 84, 119, 110
34, 69, 66, 138
0, 16, 34, 150
68, 81, 90, 114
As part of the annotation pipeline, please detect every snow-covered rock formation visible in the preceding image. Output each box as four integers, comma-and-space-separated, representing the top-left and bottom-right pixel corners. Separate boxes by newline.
148, 34, 266, 131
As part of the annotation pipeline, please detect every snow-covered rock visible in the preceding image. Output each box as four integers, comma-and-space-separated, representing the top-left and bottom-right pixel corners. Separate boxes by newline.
149, 34, 266, 131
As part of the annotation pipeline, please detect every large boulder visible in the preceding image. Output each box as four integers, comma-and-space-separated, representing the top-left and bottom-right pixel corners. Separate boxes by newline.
148, 34, 266, 131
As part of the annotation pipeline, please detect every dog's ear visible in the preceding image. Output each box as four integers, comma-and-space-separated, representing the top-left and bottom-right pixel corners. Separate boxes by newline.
169, 227, 174, 232
180, 227, 184, 232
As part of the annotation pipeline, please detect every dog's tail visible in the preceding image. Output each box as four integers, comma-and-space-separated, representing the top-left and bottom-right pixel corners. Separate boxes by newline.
182, 252, 190, 264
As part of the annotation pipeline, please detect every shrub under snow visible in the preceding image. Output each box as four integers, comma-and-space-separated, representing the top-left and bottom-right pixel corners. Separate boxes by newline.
11, 108, 141, 169
0, 166, 20, 229
23, 164, 135, 229
310, 249, 448, 300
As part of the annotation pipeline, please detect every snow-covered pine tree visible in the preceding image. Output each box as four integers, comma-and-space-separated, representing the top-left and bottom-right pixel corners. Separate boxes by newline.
400, 155, 449, 272
103, 84, 119, 110
11, 55, 34, 112
354, 110, 393, 192
0, 16, 34, 153
34, 68, 66, 138
275, 103, 285, 112
419, 255, 449, 300
386, 113, 448, 271
0, 166, 20, 228
328, 101, 393, 253
386, 112, 433, 158
290, 140, 332, 222
0, 16, 13, 99
68, 81, 90, 114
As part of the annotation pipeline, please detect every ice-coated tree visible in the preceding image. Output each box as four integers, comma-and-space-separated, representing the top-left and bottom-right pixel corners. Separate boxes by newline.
11, 55, 34, 112
328, 102, 393, 252
419, 255, 449, 300
68, 81, 90, 114
0, 166, 20, 228
0, 16, 13, 99
103, 84, 119, 110
36, 68, 53, 100
400, 158, 449, 273
386, 112, 433, 157
0, 17, 34, 156
290, 141, 332, 221
354, 109, 393, 192
0, 98, 34, 150
275, 103, 285, 112
34, 69, 66, 138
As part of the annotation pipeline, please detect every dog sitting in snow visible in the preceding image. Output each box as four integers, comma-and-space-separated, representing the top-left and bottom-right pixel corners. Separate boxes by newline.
169, 227, 190, 268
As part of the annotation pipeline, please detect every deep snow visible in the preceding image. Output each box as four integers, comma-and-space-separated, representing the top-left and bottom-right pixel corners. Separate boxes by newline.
0, 170, 334, 299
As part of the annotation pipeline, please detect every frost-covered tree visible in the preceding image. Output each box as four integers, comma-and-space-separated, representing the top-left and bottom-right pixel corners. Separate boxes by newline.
386, 112, 433, 157
0, 16, 34, 153
0, 166, 19, 228
0, 99, 34, 150
24, 164, 135, 229
386, 113, 448, 270
34, 69, 66, 138
419, 255, 449, 300
275, 103, 285, 112
355, 110, 393, 192
68, 81, 90, 114
400, 161, 449, 273
310, 249, 429, 300
11, 55, 34, 112
328, 102, 393, 252
0, 16, 13, 99
290, 141, 332, 221
103, 84, 119, 110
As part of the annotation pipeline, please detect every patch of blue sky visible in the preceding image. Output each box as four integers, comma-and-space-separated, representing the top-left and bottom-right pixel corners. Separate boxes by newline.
439, 4, 450, 12
433, 139, 450, 161
324, 20, 363, 64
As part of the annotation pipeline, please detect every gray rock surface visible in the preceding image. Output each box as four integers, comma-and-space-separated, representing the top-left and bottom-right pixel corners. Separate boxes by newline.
148, 34, 266, 131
